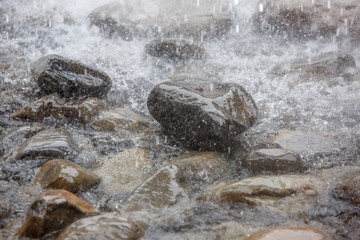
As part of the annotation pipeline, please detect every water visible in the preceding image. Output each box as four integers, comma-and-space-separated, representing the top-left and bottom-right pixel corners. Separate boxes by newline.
0, 0, 360, 239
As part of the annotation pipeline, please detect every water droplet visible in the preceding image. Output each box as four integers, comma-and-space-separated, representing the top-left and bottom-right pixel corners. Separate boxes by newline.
259, 3, 264, 13
210, 82, 214, 91
48, 20, 52, 28
236, 24, 239, 33
234, 0, 238, 5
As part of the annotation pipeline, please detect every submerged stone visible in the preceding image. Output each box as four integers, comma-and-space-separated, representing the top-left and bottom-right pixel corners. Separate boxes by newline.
33, 159, 100, 193
246, 226, 332, 240
18, 189, 96, 239
173, 152, 228, 186
15, 129, 81, 160
95, 148, 152, 194
204, 175, 321, 206
145, 39, 207, 62
31, 54, 112, 99
334, 175, 360, 206
244, 148, 305, 174
57, 212, 144, 240
89, 0, 232, 41
90, 108, 148, 133
147, 79, 258, 151
252, 0, 360, 43
12, 94, 109, 124
123, 165, 188, 212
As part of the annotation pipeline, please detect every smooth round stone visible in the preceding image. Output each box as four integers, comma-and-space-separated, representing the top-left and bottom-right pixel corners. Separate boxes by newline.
147, 79, 258, 151
57, 212, 145, 240
31, 54, 112, 99
246, 226, 332, 240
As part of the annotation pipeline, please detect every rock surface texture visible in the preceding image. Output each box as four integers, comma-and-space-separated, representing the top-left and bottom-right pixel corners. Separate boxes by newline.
31, 54, 112, 99
33, 159, 100, 193
246, 226, 332, 240
18, 189, 96, 239
147, 79, 258, 151
57, 212, 145, 240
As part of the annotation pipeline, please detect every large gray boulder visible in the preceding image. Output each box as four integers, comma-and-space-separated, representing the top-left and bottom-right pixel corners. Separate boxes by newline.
32, 54, 112, 99
147, 79, 258, 151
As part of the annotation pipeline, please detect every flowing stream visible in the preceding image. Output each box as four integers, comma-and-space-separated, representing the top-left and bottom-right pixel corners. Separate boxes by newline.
0, 0, 359, 239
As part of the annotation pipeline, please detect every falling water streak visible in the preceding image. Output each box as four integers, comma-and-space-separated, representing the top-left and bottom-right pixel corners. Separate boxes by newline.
236, 24, 239, 33
5, 14, 9, 23
197, 0, 200, 7
327, 0, 331, 9
259, 3, 264, 13
234, 0, 238, 5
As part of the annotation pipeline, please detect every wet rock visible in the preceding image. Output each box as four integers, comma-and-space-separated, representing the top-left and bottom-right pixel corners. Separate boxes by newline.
147, 79, 258, 151
57, 212, 144, 240
12, 94, 109, 124
290, 52, 357, 79
15, 128, 81, 160
0, 201, 10, 219
246, 226, 332, 240
89, 0, 232, 41
204, 174, 322, 206
244, 148, 305, 174
334, 175, 360, 206
145, 39, 207, 62
95, 148, 152, 194
273, 131, 346, 155
252, 0, 360, 43
173, 152, 228, 186
33, 159, 100, 193
31, 54, 112, 99
18, 189, 96, 239
90, 108, 148, 133
123, 165, 189, 212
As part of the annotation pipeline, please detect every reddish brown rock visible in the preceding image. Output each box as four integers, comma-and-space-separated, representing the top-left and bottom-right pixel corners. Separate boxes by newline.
246, 226, 332, 240
12, 94, 109, 124
18, 189, 96, 239
33, 159, 100, 193
57, 213, 144, 240
335, 175, 360, 205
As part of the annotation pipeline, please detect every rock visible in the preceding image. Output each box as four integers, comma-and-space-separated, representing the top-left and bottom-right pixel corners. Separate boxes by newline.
334, 175, 360, 206
145, 39, 207, 62
252, 0, 360, 43
244, 148, 305, 174
33, 159, 100, 193
15, 128, 81, 160
57, 212, 144, 240
89, 0, 232, 41
31, 54, 112, 99
0, 201, 10, 219
147, 79, 258, 151
204, 174, 322, 206
90, 108, 148, 133
290, 52, 356, 79
123, 165, 189, 213
18, 189, 96, 239
94, 148, 152, 194
273, 131, 345, 155
12, 94, 109, 124
172, 152, 228, 186
246, 226, 332, 240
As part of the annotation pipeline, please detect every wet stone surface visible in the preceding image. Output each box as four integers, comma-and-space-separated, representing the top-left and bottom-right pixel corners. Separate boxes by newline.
244, 148, 305, 174
32, 54, 112, 99
57, 212, 145, 240
147, 79, 258, 151
14, 128, 81, 160
145, 39, 207, 62
12, 94, 109, 124
33, 159, 100, 193
18, 189, 96, 239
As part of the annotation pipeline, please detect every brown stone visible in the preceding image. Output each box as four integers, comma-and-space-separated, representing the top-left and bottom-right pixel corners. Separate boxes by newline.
57, 212, 144, 240
246, 226, 332, 240
335, 175, 360, 205
173, 152, 227, 185
90, 108, 148, 133
95, 148, 152, 194
33, 159, 100, 193
18, 189, 96, 239
12, 94, 109, 124
244, 148, 305, 174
